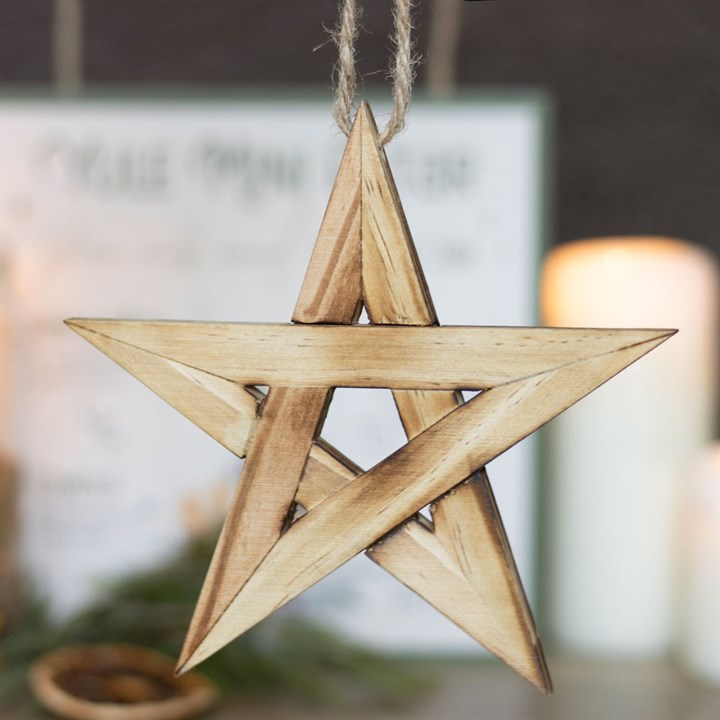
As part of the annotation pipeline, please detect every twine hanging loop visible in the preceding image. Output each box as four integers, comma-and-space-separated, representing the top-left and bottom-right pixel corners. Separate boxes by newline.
332, 0, 417, 145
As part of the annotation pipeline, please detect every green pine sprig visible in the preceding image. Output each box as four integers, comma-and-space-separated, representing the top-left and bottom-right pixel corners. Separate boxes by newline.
0, 532, 429, 716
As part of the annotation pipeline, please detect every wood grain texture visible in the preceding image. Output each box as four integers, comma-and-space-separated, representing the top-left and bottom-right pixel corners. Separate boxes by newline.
177, 386, 329, 670
433, 472, 548, 688
358, 103, 437, 327
292, 107, 362, 325
369, 472, 550, 691
66, 320, 671, 392
297, 439, 360, 511
65, 319, 261, 458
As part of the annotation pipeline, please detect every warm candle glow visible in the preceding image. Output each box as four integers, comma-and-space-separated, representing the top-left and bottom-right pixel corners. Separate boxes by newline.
540, 236, 719, 656
542, 236, 717, 329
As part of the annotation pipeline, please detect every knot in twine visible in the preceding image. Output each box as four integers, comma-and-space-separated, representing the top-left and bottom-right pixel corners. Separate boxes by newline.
331, 0, 418, 145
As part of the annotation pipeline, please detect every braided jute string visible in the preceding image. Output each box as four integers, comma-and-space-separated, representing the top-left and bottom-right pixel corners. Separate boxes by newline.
332, 0, 417, 145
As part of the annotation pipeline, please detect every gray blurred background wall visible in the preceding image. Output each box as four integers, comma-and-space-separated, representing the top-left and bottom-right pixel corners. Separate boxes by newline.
1, 0, 718, 254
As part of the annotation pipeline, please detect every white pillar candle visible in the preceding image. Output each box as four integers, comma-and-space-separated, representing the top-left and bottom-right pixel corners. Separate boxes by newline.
678, 443, 720, 685
540, 237, 719, 655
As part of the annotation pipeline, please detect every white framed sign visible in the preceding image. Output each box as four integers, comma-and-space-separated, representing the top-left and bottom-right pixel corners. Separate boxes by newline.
0, 92, 549, 652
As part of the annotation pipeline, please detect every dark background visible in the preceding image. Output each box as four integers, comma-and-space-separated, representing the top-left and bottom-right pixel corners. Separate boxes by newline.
1, 0, 718, 255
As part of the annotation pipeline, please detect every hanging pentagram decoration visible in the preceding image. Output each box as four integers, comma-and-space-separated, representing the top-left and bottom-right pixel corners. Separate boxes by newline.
67, 102, 673, 693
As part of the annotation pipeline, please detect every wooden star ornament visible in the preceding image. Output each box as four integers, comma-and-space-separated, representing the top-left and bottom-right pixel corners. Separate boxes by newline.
67, 103, 674, 694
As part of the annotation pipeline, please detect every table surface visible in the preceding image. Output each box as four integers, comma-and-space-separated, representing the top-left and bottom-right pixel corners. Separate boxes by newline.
212, 657, 719, 720
10, 657, 719, 720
